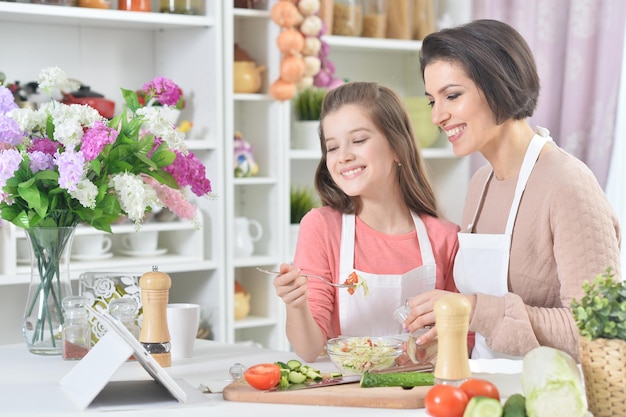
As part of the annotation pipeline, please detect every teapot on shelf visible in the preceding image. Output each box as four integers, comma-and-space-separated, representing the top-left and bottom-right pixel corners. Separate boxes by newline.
233, 43, 265, 94
62, 84, 115, 119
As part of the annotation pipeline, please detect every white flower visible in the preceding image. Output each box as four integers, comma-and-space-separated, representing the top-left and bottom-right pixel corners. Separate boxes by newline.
137, 106, 187, 153
37, 67, 79, 96
109, 172, 161, 224
69, 179, 98, 209
8, 107, 47, 134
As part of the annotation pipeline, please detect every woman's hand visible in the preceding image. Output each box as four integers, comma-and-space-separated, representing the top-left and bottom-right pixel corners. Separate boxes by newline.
272, 263, 309, 309
405, 290, 477, 345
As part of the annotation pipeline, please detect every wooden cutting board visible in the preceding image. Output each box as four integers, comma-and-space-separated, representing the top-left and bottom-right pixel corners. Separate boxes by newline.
223, 379, 432, 409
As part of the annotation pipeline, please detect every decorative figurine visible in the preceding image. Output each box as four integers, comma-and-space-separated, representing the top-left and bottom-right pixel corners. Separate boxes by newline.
234, 131, 259, 178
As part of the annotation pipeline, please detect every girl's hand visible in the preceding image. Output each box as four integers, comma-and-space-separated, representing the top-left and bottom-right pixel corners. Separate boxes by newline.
272, 263, 309, 308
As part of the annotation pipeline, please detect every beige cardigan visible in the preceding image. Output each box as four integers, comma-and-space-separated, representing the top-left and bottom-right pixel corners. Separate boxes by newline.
461, 142, 621, 361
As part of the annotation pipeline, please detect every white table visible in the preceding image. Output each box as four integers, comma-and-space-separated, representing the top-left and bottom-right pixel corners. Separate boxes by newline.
0, 340, 523, 416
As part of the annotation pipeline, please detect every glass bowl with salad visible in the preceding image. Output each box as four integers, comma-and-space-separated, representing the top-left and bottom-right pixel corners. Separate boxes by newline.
326, 336, 404, 375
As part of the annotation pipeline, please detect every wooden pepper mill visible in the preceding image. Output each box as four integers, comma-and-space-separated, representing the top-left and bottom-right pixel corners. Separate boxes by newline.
433, 293, 471, 385
139, 266, 171, 368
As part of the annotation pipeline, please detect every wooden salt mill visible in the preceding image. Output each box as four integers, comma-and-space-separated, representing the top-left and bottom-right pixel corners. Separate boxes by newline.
433, 293, 471, 385
139, 266, 171, 367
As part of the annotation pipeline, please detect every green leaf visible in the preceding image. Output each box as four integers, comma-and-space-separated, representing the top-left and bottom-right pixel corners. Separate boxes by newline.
121, 88, 141, 113
145, 170, 178, 189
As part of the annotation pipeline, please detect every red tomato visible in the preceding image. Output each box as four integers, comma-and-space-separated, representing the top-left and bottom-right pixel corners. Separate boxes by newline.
243, 363, 282, 390
345, 272, 359, 295
460, 378, 501, 401
425, 384, 469, 417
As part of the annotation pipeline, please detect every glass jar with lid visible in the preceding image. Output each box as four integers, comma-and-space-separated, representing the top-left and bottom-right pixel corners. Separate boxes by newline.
332, 0, 363, 37
62, 296, 91, 360
109, 298, 140, 340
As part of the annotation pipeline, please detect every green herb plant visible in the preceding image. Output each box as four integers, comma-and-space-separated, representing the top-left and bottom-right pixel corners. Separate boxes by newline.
571, 267, 626, 341
293, 87, 326, 121
290, 186, 319, 224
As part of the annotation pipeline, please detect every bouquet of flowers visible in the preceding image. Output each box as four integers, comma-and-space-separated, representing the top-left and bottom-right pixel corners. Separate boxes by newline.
0, 66, 212, 231
0, 67, 214, 353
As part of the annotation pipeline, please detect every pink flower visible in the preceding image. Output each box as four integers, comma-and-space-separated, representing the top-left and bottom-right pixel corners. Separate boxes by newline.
142, 176, 197, 220
80, 121, 119, 161
143, 77, 183, 107
164, 149, 212, 196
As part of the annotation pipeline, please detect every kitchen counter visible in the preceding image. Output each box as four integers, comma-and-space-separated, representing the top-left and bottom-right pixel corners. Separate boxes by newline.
0, 340, 523, 416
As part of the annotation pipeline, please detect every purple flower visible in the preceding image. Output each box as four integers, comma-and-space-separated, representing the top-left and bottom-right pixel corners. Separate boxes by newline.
28, 151, 54, 173
0, 115, 22, 146
164, 150, 212, 196
31, 138, 61, 155
143, 77, 182, 107
0, 148, 22, 189
55, 150, 85, 192
80, 121, 119, 161
0, 86, 17, 114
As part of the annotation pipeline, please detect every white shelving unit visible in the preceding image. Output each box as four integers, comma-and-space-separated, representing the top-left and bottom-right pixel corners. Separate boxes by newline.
222, 1, 290, 350
0, 1, 225, 345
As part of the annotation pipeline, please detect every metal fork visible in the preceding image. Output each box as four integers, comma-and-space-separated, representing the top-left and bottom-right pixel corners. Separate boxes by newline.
256, 268, 357, 289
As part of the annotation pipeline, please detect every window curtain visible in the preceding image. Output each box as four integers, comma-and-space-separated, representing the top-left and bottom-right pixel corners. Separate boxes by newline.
605, 23, 626, 272
470, 0, 626, 188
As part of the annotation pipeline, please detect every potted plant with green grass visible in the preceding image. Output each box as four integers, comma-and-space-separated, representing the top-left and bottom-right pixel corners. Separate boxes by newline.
571, 267, 626, 417
291, 87, 326, 150
289, 186, 319, 259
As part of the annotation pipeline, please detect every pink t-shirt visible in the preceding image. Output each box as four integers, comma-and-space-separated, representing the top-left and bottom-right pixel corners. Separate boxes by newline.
294, 207, 460, 339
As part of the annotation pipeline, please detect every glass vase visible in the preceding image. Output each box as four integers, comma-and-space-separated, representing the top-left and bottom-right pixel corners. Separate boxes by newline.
23, 226, 76, 355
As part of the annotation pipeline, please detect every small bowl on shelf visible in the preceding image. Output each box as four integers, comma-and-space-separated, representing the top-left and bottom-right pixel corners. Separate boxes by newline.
326, 336, 404, 375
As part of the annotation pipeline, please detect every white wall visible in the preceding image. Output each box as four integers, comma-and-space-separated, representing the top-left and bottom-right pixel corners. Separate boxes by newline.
605, 23, 626, 277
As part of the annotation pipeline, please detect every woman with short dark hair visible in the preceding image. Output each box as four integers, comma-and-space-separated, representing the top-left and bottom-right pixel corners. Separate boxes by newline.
405, 19, 621, 361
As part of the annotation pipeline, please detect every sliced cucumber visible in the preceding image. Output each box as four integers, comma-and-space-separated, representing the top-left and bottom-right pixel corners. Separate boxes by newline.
329, 372, 343, 378
287, 359, 302, 370
278, 375, 290, 388
288, 370, 308, 384
463, 396, 503, 417
306, 369, 323, 381
360, 371, 435, 388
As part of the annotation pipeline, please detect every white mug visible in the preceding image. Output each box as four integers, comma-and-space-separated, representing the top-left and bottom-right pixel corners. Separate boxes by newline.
72, 234, 113, 257
121, 231, 159, 253
166, 303, 200, 360
234, 217, 263, 257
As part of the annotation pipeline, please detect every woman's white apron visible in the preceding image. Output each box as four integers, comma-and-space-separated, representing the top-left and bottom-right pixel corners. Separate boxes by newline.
453, 129, 550, 359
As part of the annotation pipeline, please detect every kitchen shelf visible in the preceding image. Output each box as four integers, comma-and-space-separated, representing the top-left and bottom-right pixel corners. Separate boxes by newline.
0, 2, 214, 28
324, 35, 422, 53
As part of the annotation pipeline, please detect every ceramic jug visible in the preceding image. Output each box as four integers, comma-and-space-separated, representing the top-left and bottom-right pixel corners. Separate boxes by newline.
233, 61, 265, 94
234, 217, 263, 257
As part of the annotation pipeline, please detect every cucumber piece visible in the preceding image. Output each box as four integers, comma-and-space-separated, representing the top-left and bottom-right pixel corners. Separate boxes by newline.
275, 361, 290, 370
329, 372, 343, 378
287, 359, 302, 370
463, 396, 503, 417
306, 369, 323, 381
503, 394, 527, 417
360, 371, 435, 388
288, 370, 307, 384
279, 375, 290, 388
